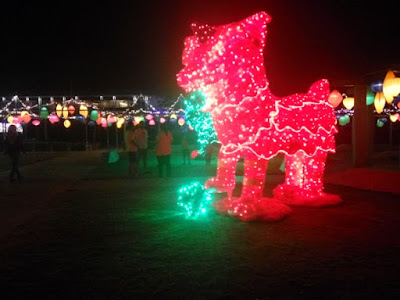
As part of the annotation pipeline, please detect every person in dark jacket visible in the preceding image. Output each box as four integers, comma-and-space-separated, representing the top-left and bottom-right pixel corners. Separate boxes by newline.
4, 125, 25, 183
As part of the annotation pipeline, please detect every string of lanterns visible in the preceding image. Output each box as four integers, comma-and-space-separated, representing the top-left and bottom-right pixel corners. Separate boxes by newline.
0, 94, 188, 129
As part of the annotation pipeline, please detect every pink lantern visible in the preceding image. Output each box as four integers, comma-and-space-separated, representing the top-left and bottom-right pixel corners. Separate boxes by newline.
160, 117, 166, 124
49, 114, 59, 124
178, 117, 185, 126
101, 118, 107, 128
145, 114, 153, 120
149, 119, 156, 126
32, 120, 41, 126
12, 116, 22, 124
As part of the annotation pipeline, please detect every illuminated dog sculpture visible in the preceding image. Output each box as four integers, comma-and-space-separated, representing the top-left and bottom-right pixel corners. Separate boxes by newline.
177, 12, 341, 221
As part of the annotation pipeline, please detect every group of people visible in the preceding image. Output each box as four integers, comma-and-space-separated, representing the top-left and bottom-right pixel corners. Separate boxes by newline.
124, 121, 173, 178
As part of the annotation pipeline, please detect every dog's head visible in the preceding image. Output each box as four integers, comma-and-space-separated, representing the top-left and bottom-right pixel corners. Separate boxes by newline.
177, 12, 271, 112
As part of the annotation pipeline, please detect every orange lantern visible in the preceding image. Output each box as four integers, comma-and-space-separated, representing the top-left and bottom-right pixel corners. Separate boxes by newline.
56, 103, 63, 117
328, 90, 343, 108
374, 92, 386, 114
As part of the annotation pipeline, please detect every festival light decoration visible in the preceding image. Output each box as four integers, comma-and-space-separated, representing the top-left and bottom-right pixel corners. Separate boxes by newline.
383, 70, 396, 104
149, 119, 156, 126
64, 120, 71, 128
178, 117, 185, 126
177, 182, 214, 218
342, 96, 355, 110
48, 114, 59, 124
177, 12, 341, 220
184, 91, 218, 156
79, 104, 88, 118
389, 113, 399, 122
374, 92, 386, 113
328, 90, 343, 108
32, 120, 41, 126
20, 111, 31, 123
160, 117, 166, 123
56, 103, 63, 117
68, 105, 75, 115
62, 106, 69, 119
90, 110, 99, 121
40, 107, 49, 118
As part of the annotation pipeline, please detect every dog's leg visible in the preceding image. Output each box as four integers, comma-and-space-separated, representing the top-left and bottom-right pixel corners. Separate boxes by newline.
205, 146, 239, 194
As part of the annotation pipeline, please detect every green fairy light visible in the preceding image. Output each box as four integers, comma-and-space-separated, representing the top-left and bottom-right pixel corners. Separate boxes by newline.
177, 181, 214, 218
184, 91, 218, 156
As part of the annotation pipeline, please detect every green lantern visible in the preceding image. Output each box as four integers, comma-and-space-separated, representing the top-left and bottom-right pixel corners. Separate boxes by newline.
339, 114, 350, 126
366, 88, 374, 106
377, 119, 384, 128
90, 110, 99, 121
40, 107, 49, 118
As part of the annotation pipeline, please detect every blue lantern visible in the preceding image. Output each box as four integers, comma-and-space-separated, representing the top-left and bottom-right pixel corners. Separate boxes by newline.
371, 80, 383, 93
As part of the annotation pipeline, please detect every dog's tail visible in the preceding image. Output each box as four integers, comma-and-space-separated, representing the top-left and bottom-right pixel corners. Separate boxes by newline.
307, 79, 330, 102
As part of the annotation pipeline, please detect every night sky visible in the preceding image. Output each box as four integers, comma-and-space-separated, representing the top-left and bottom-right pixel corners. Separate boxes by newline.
1, 0, 399, 98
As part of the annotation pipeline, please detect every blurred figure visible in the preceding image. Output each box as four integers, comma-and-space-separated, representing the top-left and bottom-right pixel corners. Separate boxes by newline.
181, 134, 190, 165
124, 122, 139, 177
156, 123, 173, 178
4, 125, 25, 183
205, 143, 213, 166
134, 121, 148, 171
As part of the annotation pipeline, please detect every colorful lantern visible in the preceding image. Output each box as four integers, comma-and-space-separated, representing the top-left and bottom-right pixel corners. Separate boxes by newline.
7, 115, 14, 124
79, 105, 88, 118
170, 113, 177, 119
21, 111, 31, 123
339, 114, 350, 126
382, 70, 396, 104
48, 114, 59, 124
366, 89, 375, 106
328, 90, 342, 108
149, 119, 156, 126
342, 97, 354, 110
96, 116, 102, 125
107, 115, 116, 123
40, 107, 49, 118
32, 120, 41, 126
374, 92, 386, 114
370, 80, 383, 93
134, 116, 144, 124
389, 114, 399, 122
160, 117, 166, 124
68, 105, 75, 115
178, 117, 186, 126
101, 118, 107, 128
56, 103, 63, 117
377, 119, 384, 127
145, 114, 153, 120
90, 110, 99, 121
62, 106, 69, 119
64, 120, 71, 128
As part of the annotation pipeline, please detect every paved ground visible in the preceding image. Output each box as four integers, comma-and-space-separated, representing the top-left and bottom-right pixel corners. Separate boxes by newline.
0, 148, 399, 299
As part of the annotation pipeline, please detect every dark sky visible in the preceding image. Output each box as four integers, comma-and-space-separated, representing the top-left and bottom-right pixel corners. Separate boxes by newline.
1, 0, 399, 98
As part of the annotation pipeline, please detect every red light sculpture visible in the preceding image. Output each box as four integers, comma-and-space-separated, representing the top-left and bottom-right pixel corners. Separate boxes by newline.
177, 12, 341, 221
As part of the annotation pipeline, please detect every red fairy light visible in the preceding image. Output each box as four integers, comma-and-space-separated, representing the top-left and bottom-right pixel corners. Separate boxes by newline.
177, 12, 341, 221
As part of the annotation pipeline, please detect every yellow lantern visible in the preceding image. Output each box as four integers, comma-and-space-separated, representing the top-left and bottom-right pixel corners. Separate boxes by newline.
56, 103, 63, 117
170, 113, 177, 119
134, 116, 143, 124
390, 114, 399, 122
7, 115, 14, 124
62, 106, 69, 119
79, 104, 88, 118
382, 70, 396, 104
374, 92, 386, 114
342, 97, 354, 110
64, 120, 71, 128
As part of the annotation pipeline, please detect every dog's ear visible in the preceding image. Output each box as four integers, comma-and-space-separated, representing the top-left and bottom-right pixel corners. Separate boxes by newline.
242, 12, 271, 48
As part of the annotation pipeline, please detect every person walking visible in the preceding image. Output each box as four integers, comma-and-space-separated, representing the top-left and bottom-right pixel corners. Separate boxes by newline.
124, 122, 139, 177
181, 134, 191, 165
4, 125, 25, 183
133, 121, 148, 171
156, 123, 173, 178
